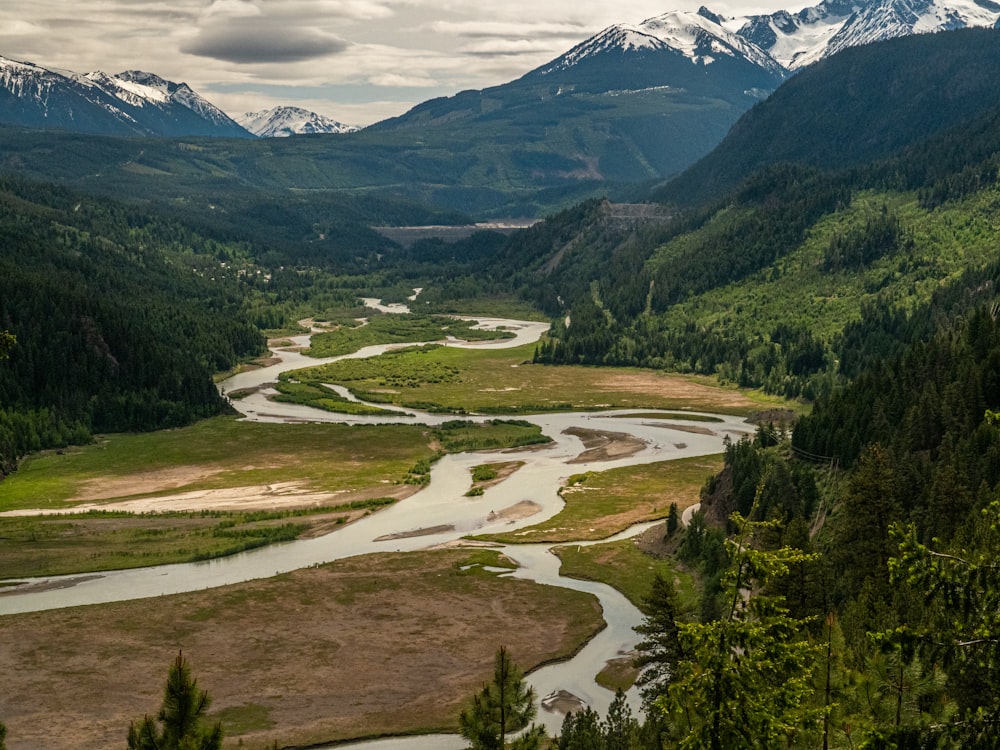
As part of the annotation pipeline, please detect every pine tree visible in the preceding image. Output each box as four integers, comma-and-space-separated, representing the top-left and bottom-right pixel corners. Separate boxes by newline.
665, 503, 680, 537
879, 498, 1000, 747
0, 330, 13, 360
557, 707, 605, 750
604, 690, 639, 750
127, 652, 223, 750
0, 719, 7, 750
632, 573, 684, 709
459, 646, 545, 750
659, 511, 822, 750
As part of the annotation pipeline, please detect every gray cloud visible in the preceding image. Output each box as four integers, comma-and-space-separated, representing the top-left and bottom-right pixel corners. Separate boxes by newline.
182, 22, 349, 64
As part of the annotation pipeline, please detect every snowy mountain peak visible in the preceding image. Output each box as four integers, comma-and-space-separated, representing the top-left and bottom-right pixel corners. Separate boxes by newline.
640, 9, 784, 69
84, 70, 171, 106
538, 9, 784, 74
736, 0, 1000, 68
539, 0, 1000, 84
0, 54, 252, 137
237, 106, 358, 138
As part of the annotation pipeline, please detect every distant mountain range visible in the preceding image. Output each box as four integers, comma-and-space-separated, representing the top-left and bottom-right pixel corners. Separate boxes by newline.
3, 0, 998, 146
363, 0, 1000, 192
1, 0, 1000, 215
0, 57, 252, 138
0, 57, 354, 139
236, 107, 359, 138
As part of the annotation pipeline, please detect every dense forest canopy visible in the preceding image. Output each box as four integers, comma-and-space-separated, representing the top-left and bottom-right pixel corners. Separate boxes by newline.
0, 177, 266, 474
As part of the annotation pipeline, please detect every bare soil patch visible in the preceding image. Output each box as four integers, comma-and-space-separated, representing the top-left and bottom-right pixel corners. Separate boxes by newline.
71, 465, 226, 503
563, 427, 646, 464
4, 482, 418, 518
595, 372, 760, 409
374, 524, 456, 541
0, 550, 603, 750
648, 423, 717, 436
488, 500, 542, 523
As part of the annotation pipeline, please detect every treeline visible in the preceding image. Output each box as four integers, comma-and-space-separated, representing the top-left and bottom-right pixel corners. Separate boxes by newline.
0, 177, 266, 475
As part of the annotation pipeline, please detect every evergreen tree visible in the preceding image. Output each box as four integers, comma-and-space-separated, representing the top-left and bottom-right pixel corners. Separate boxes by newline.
0, 331, 13, 360
0, 719, 6, 750
604, 690, 639, 750
557, 707, 605, 750
665, 504, 680, 538
459, 646, 545, 750
881, 498, 1000, 747
658, 511, 822, 750
127, 652, 223, 750
633, 573, 684, 709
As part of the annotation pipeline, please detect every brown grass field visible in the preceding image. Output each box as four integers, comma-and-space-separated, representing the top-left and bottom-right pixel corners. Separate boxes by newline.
0, 549, 602, 750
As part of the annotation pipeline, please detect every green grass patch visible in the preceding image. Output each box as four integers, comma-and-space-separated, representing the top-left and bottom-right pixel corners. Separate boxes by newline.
554, 539, 699, 615
596, 657, 640, 693
0, 513, 312, 579
288, 343, 778, 416
454, 549, 519, 574
306, 313, 514, 357
434, 419, 551, 452
273, 379, 402, 416
422, 297, 550, 321
471, 464, 499, 482
476, 454, 723, 544
0, 417, 438, 512
0, 503, 398, 579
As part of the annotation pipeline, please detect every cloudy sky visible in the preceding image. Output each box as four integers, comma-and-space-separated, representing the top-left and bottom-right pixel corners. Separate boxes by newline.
0, 0, 795, 126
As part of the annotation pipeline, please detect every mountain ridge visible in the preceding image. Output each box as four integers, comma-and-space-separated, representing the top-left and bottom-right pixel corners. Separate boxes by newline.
0, 56, 251, 138
237, 106, 359, 138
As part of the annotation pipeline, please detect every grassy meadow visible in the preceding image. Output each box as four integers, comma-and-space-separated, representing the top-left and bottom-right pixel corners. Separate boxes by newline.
0, 416, 549, 578
288, 342, 782, 416
478, 454, 723, 543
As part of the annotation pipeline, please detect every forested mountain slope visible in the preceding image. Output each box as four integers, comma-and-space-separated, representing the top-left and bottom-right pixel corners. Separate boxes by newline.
655, 27, 1000, 206
496, 29, 1000, 404
0, 178, 265, 475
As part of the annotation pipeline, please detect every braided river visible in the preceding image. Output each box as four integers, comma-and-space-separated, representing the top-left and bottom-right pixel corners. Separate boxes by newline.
0, 307, 753, 747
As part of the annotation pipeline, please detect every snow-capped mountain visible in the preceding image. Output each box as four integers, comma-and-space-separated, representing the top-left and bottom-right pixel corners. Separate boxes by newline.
531, 0, 1000, 88
509, 7, 788, 108
540, 9, 785, 78
733, 0, 1000, 69
92, 70, 243, 131
0, 56, 252, 138
237, 106, 358, 138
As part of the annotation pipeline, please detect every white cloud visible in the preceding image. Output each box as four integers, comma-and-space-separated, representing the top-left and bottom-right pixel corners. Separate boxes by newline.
458, 39, 571, 56
367, 72, 439, 87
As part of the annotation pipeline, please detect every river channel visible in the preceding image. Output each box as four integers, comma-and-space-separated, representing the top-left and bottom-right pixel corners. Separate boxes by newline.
0, 305, 753, 746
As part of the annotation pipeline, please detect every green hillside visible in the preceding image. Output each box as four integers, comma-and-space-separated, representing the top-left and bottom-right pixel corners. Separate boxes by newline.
0, 54, 772, 222
656, 27, 1000, 206
510, 30, 1000, 403
0, 177, 266, 475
